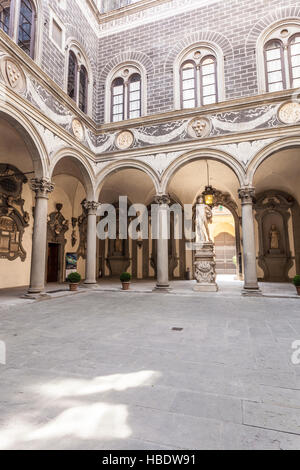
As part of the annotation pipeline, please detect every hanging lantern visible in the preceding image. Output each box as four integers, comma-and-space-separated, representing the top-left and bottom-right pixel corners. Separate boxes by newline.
202, 185, 215, 207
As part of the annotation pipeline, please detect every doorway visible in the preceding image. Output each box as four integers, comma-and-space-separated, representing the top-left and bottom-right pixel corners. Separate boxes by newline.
47, 243, 60, 282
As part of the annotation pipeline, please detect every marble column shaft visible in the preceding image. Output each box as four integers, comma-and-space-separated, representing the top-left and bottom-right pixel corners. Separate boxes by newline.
28, 178, 54, 294
239, 187, 260, 292
84, 201, 99, 285
154, 195, 170, 290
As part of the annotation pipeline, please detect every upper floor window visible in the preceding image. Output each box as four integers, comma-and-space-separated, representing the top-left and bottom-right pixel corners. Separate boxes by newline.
0, 0, 37, 59
0, 2, 11, 34
66, 46, 90, 114
108, 64, 144, 123
178, 46, 221, 110
261, 24, 300, 92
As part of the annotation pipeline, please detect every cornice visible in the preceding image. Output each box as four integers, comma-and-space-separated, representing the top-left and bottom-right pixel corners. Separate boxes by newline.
98, 88, 298, 133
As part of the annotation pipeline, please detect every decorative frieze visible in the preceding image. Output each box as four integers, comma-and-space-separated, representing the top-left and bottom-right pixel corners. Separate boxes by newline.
0, 57, 26, 94
278, 101, 300, 124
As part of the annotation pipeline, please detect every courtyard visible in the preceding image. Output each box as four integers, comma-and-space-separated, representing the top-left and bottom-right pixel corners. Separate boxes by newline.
0, 288, 300, 450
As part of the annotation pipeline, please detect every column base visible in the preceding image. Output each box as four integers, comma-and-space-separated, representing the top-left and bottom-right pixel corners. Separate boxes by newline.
22, 292, 50, 300
83, 281, 98, 288
242, 287, 262, 297
153, 284, 172, 292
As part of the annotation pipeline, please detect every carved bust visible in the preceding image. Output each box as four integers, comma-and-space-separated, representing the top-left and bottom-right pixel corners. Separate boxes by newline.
188, 117, 211, 138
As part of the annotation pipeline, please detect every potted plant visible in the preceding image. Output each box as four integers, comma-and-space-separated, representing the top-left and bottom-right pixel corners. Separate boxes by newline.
67, 272, 81, 291
120, 272, 131, 290
293, 275, 300, 295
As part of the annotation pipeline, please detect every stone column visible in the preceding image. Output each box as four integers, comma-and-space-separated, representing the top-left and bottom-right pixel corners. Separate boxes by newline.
238, 187, 261, 295
28, 178, 54, 294
154, 195, 171, 291
84, 201, 99, 286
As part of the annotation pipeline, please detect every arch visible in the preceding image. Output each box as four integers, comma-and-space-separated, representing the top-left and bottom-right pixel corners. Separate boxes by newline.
0, 101, 48, 178
99, 51, 154, 88
161, 149, 246, 194
245, 6, 300, 54
172, 40, 225, 109
254, 16, 300, 93
96, 159, 161, 200
104, 60, 148, 123
164, 30, 233, 73
50, 148, 95, 200
247, 136, 300, 184
64, 38, 94, 116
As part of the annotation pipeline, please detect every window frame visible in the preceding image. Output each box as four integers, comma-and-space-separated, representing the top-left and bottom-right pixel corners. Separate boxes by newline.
17, 0, 36, 58
264, 38, 286, 92
180, 60, 197, 109
128, 72, 142, 120
111, 76, 125, 122
199, 54, 218, 106
288, 33, 300, 89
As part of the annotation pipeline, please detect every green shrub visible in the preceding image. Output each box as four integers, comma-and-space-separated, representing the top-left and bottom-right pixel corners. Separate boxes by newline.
293, 275, 300, 286
67, 272, 81, 284
232, 255, 237, 266
120, 272, 131, 283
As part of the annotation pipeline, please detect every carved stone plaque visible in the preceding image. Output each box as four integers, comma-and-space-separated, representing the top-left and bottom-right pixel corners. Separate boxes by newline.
278, 102, 300, 124
0, 57, 26, 93
72, 118, 84, 141
188, 116, 211, 138
115, 130, 134, 150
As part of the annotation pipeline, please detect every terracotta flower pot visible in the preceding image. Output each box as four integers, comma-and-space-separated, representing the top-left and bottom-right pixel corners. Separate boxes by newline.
296, 286, 300, 296
69, 283, 79, 291
122, 282, 130, 291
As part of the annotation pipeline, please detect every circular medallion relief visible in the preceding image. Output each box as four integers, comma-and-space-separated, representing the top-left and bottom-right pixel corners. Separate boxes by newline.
115, 130, 134, 150
278, 102, 300, 124
188, 116, 211, 138
72, 118, 84, 141
0, 56, 26, 93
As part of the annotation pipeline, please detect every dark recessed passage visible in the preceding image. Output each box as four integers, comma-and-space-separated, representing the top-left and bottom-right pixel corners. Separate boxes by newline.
172, 327, 183, 331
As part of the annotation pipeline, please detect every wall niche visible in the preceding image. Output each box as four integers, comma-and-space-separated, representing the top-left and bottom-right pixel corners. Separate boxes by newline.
255, 191, 294, 282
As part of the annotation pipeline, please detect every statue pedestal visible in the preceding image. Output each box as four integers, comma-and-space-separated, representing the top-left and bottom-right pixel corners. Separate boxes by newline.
193, 242, 218, 292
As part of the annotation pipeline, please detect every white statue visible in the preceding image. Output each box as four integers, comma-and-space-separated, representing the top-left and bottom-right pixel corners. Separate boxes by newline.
195, 195, 212, 243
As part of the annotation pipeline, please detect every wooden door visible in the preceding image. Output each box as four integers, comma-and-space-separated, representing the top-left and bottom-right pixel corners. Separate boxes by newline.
47, 243, 59, 282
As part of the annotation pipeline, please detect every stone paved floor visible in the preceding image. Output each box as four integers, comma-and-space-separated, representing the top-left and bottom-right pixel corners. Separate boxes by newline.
0, 289, 300, 449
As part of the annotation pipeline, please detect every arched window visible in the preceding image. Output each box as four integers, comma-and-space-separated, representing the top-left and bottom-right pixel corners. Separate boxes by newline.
200, 55, 217, 105
128, 73, 141, 119
264, 39, 285, 92
288, 34, 300, 89
181, 61, 197, 109
106, 63, 146, 123
180, 52, 218, 109
79, 65, 88, 113
18, 0, 35, 58
66, 46, 90, 114
0, 1, 11, 35
111, 77, 125, 122
67, 51, 77, 101
260, 24, 300, 93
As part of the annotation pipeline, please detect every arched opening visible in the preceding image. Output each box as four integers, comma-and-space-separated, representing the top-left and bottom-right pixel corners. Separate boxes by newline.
0, 114, 45, 289
49, 155, 94, 285
97, 167, 156, 280
166, 157, 242, 283
253, 146, 300, 282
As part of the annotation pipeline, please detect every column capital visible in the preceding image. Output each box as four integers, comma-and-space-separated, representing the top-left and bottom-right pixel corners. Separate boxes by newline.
238, 187, 255, 204
154, 194, 170, 206
31, 178, 54, 198
84, 200, 100, 215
